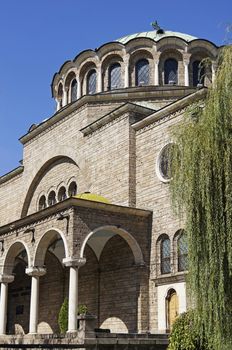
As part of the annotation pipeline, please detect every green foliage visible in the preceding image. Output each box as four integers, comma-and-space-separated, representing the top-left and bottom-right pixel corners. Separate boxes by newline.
58, 297, 68, 334
170, 46, 232, 350
168, 311, 209, 350
78, 304, 88, 315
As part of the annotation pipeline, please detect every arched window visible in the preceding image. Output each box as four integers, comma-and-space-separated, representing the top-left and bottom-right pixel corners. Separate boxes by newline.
58, 187, 67, 202
135, 59, 149, 86
38, 195, 46, 211
87, 70, 97, 94
68, 182, 77, 197
48, 191, 56, 206
71, 79, 78, 102
178, 233, 188, 271
109, 63, 121, 90
157, 143, 177, 182
161, 238, 171, 274
192, 60, 205, 87
164, 58, 178, 84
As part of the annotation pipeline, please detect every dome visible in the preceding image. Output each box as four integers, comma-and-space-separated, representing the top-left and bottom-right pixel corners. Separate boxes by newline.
73, 192, 110, 204
117, 30, 197, 44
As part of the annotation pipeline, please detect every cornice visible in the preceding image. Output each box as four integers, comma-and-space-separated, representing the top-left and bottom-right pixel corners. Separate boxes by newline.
0, 166, 24, 186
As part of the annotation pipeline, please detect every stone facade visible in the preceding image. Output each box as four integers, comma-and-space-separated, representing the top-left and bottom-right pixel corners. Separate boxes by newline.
0, 28, 219, 348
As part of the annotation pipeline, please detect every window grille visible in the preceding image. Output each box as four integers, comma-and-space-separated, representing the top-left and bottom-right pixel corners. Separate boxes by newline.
159, 144, 176, 181
135, 59, 149, 86
193, 60, 205, 86
38, 195, 47, 210
109, 63, 121, 90
164, 59, 178, 84
68, 182, 77, 197
87, 70, 97, 94
58, 187, 67, 202
161, 238, 171, 274
48, 191, 56, 206
178, 234, 188, 271
71, 79, 77, 102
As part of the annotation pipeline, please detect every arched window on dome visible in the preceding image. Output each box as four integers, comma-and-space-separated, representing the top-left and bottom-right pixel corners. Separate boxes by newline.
38, 195, 47, 211
48, 191, 56, 206
161, 238, 171, 274
177, 232, 188, 271
192, 60, 205, 87
87, 70, 97, 95
71, 79, 78, 102
109, 63, 121, 90
135, 59, 150, 86
68, 182, 77, 197
58, 187, 67, 202
164, 58, 178, 85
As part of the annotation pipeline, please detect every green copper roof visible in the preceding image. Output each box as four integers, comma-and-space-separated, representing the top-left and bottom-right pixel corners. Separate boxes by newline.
117, 30, 197, 44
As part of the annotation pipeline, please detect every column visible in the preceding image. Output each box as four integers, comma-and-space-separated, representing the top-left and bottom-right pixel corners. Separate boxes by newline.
154, 60, 159, 85
77, 77, 81, 99
63, 257, 86, 333
212, 61, 217, 83
0, 275, 14, 335
184, 61, 189, 86
26, 267, 46, 334
63, 87, 68, 106
97, 66, 102, 93
124, 56, 130, 88
56, 98, 61, 111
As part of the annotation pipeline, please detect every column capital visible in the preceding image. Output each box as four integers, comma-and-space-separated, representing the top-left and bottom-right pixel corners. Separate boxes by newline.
183, 53, 191, 65
0, 274, 14, 284
26, 267, 46, 277
63, 257, 86, 268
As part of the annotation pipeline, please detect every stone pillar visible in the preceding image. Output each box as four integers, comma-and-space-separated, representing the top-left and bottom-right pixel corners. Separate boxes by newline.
153, 52, 160, 86
56, 98, 61, 111
0, 275, 14, 335
183, 54, 191, 87
97, 66, 102, 93
212, 61, 217, 83
77, 77, 81, 99
124, 55, 130, 88
63, 257, 86, 333
26, 267, 46, 334
63, 87, 68, 106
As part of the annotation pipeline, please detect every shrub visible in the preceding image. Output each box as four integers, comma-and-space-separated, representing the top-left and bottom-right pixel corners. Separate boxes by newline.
58, 297, 68, 334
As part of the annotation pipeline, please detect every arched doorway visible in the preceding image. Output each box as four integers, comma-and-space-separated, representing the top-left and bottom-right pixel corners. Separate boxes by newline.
34, 229, 68, 333
166, 289, 179, 330
80, 226, 144, 333
2, 241, 31, 335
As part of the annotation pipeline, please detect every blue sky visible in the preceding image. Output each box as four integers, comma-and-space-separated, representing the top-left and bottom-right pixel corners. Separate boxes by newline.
0, 0, 231, 176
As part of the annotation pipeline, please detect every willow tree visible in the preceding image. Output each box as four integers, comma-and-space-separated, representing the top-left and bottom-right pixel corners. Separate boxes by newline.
170, 46, 232, 350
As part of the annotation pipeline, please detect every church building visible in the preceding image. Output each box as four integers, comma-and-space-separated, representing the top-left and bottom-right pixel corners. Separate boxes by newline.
0, 26, 219, 349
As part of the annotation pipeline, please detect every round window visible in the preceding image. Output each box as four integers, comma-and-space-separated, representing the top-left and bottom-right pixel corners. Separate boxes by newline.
157, 143, 176, 182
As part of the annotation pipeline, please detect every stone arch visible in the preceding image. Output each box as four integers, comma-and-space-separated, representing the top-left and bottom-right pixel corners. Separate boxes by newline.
101, 54, 123, 91
33, 228, 69, 267
80, 225, 144, 265
21, 151, 79, 218
129, 49, 154, 86
159, 49, 183, 85
2, 240, 31, 275
79, 61, 98, 96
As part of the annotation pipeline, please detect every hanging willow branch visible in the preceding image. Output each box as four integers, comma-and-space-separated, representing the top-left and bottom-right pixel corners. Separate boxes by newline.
170, 46, 232, 350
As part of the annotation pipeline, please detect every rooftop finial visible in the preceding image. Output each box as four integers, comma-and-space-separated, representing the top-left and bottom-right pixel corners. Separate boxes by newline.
151, 20, 160, 31
151, 21, 164, 34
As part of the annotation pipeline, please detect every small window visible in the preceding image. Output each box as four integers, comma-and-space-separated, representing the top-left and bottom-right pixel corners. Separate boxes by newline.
68, 182, 77, 197
157, 143, 177, 182
193, 60, 205, 87
87, 70, 97, 94
58, 187, 67, 202
161, 238, 171, 274
71, 79, 78, 102
109, 63, 121, 90
48, 191, 56, 206
38, 195, 47, 211
164, 58, 178, 84
135, 59, 150, 86
178, 233, 188, 271
58, 83, 63, 108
